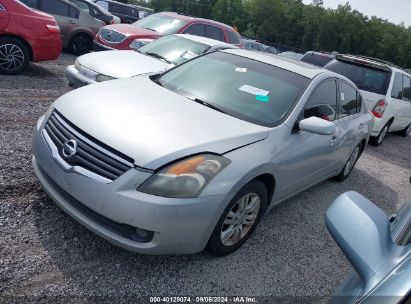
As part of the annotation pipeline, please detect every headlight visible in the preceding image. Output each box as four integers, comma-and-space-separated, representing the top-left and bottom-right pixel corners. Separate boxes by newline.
74, 60, 81, 71
96, 74, 115, 82
129, 39, 153, 50
138, 154, 230, 198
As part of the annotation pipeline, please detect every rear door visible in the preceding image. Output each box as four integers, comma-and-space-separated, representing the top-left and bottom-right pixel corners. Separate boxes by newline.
39, 0, 79, 42
334, 80, 368, 167
0, 2, 9, 31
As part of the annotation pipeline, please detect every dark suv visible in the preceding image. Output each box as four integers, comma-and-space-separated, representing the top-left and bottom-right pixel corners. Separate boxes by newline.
92, 0, 139, 23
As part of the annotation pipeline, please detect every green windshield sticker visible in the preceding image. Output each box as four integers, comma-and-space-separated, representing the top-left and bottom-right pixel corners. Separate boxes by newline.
256, 95, 270, 103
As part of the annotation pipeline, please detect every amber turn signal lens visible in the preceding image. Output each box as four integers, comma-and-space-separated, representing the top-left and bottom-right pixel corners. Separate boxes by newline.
166, 156, 206, 175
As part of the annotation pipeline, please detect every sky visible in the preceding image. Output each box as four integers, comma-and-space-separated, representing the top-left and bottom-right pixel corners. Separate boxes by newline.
302, 0, 411, 27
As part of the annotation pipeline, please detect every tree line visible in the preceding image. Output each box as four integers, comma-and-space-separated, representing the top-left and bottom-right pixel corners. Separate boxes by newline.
124, 0, 411, 68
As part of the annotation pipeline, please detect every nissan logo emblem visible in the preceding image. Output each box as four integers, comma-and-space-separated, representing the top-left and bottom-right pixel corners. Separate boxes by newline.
62, 139, 77, 158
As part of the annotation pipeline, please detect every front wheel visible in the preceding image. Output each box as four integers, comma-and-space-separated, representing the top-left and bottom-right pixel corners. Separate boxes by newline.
334, 143, 362, 182
0, 37, 30, 75
369, 122, 390, 146
207, 180, 267, 256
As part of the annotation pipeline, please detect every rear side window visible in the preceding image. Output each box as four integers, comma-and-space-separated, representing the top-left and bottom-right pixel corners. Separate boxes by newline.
183, 24, 205, 36
304, 80, 337, 121
391, 73, 403, 99
339, 82, 359, 117
205, 25, 224, 42
326, 60, 391, 95
301, 53, 333, 67
403, 76, 411, 101
109, 3, 121, 14
40, 0, 70, 17
227, 30, 240, 44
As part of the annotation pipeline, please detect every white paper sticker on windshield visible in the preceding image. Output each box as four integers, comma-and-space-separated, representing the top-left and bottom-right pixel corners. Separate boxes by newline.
340, 92, 345, 101
235, 67, 247, 73
181, 51, 197, 60
239, 85, 269, 96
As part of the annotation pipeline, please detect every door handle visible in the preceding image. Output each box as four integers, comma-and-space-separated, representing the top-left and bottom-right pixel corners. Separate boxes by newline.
329, 135, 338, 145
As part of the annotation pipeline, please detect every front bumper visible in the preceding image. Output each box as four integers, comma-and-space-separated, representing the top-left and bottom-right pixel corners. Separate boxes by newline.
64, 65, 97, 88
32, 118, 226, 254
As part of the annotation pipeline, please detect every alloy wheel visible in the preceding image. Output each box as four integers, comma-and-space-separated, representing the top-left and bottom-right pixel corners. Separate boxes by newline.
0, 44, 25, 72
344, 146, 360, 177
220, 193, 261, 246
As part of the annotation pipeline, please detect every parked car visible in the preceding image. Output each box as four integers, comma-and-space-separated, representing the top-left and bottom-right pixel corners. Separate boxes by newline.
93, 12, 244, 51
32, 49, 373, 256
0, 0, 61, 74
133, 4, 153, 19
67, 0, 119, 25
327, 191, 411, 304
326, 55, 411, 145
20, 0, 105, 55
278, 51, 304, 61
92, 0, 139, 24
65, 34, 235, 88
243, 38, 278, 54
301, 51, 337, 67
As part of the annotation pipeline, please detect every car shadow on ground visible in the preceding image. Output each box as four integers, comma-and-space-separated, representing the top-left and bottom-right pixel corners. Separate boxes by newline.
29, 166, 399, 298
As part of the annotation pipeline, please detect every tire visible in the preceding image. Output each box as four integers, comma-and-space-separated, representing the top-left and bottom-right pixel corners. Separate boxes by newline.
369, 122, 390, 146
398, 123, 411, 137
0, 37, 30, 75
334, 143, 362, 182
68, 34, 91, 56
207, 179, 268, 256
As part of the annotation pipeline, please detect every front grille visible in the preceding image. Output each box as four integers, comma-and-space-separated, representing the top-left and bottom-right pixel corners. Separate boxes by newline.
99, 28, 126, 43
44, 110, 134, 181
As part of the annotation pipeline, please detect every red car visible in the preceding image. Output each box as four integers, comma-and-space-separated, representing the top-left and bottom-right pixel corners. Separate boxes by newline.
94, 12, 244, 51
0, 0, 62, 75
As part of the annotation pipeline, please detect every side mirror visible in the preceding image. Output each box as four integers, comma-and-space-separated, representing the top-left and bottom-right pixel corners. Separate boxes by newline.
326, 191, 398, 282
299, 116, 336, 135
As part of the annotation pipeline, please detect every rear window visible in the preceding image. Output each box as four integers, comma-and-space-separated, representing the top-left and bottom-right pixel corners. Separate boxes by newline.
326, 60, 391, 95
301, 53, 333, 67
227, 30, 240, 44
157, 52, 310, 127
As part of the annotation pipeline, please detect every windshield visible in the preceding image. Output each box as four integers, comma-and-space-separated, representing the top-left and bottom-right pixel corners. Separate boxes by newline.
301, 53, 333, 67
157, 52, 310, 127
134, 14, 187, 34
326, 60, 391, 95
139, 35, 209, 65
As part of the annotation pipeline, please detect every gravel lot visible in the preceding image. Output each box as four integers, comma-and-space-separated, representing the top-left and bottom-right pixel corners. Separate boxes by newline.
1, 53, 411, 303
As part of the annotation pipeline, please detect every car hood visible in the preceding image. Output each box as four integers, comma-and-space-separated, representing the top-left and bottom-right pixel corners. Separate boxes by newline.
53, 77, 269, 169
77, 50, 171, 78
104, 24, 162, 38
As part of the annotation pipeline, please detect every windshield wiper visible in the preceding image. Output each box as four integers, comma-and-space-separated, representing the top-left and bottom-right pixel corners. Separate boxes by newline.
144, 52, 171, 64
190, 98, 228, 115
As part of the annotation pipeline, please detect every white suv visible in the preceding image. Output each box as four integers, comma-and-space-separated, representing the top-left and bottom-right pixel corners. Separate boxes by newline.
326, 55, 411, 145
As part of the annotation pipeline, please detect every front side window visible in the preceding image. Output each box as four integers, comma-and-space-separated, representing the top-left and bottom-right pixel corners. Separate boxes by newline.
339, 82, 359, 118
40, 0, 69, 16
18, 0, 38, 8
304, 80, 337, 121
139, 35, 209, 65
134, 14, 187, 35
108, 3, 121, 14
182, 24, 205, 36
70, 0, 89, 13
205, 25, 224, 42
402, 76, 411, 101
157, 52, 310, 127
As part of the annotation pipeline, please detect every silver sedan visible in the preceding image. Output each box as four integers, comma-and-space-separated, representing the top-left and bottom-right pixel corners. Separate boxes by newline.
33, 49, 374, 255
65, 34, 235, 88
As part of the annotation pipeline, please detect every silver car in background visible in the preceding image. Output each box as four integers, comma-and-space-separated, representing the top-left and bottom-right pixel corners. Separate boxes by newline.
32, 50, 373, 256
65, 34, 235, 88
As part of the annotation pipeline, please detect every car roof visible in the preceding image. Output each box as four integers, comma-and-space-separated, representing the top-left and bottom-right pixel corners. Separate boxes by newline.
175, 34, 235, 49
222, 49, 325, 79
159, 12, 235, 31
